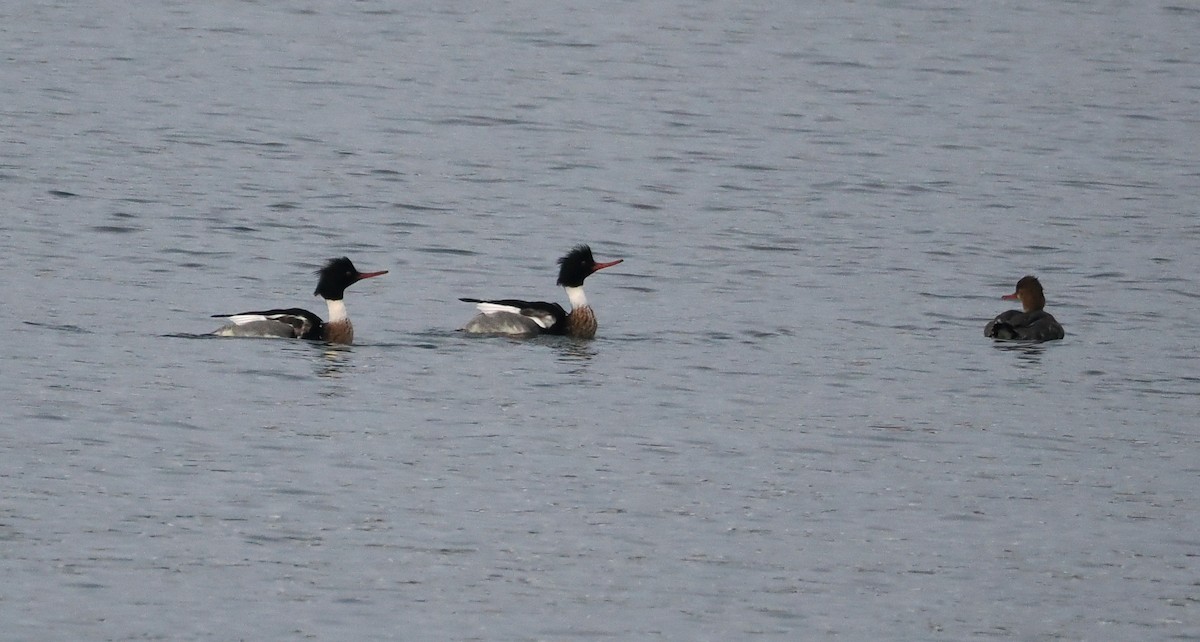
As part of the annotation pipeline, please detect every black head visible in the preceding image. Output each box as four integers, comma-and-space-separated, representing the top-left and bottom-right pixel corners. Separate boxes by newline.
313, 257, 388, 300
556, 245, 623, 288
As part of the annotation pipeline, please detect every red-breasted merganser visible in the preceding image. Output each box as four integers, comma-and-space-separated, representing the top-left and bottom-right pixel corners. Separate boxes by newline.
459, 245, 623, 339
984, 275, 1065, 341
211, 257, 387, 344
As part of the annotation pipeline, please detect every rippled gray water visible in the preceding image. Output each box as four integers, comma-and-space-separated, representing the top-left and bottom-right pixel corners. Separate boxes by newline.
3, 1, 1199, 639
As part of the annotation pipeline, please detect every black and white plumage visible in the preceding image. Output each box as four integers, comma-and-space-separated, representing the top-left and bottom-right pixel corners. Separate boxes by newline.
213, 307, 326, 340
460, 245, 622, 339
984, 275, 1065, 342
211, 257, 387, 345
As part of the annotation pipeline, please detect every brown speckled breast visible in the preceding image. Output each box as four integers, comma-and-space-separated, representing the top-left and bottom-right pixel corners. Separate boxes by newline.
323, 319, 355, 345
565, 306, 598, 339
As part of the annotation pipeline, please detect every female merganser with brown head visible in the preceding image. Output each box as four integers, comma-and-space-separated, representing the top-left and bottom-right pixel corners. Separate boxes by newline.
211, 257, 387, 344
459, 244, 623, 339
984, 275, 1065, 342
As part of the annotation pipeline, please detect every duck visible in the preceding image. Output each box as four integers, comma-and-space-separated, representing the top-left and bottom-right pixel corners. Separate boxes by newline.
211, 257, 387, 344
459, 245, 623, 339
984, 275, 1065, 341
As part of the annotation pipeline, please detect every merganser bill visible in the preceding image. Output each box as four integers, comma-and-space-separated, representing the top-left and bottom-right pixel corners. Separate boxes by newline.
984, 275, 1065, 342
459, 245, 622, 339
211, 257, 387, 344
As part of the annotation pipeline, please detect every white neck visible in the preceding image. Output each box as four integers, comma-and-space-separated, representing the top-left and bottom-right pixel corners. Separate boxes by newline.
325, 298, 348, 322
565, 286, 588, 310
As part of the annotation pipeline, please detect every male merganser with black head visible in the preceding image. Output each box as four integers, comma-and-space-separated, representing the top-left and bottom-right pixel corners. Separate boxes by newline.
211, 257, 387, 344
459, 245, 622, 339
984, 275, 1065, 342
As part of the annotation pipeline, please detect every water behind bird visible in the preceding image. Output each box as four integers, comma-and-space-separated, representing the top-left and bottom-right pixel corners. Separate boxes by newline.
3, 1, 1199, 639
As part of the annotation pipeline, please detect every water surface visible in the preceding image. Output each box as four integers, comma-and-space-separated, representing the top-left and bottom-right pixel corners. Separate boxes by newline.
2, 1, 1198, 639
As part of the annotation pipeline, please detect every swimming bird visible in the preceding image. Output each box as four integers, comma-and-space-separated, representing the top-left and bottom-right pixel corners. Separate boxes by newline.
984, 275, 1065, 341
459, 245, 623, 339
211, 257, 387, 344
